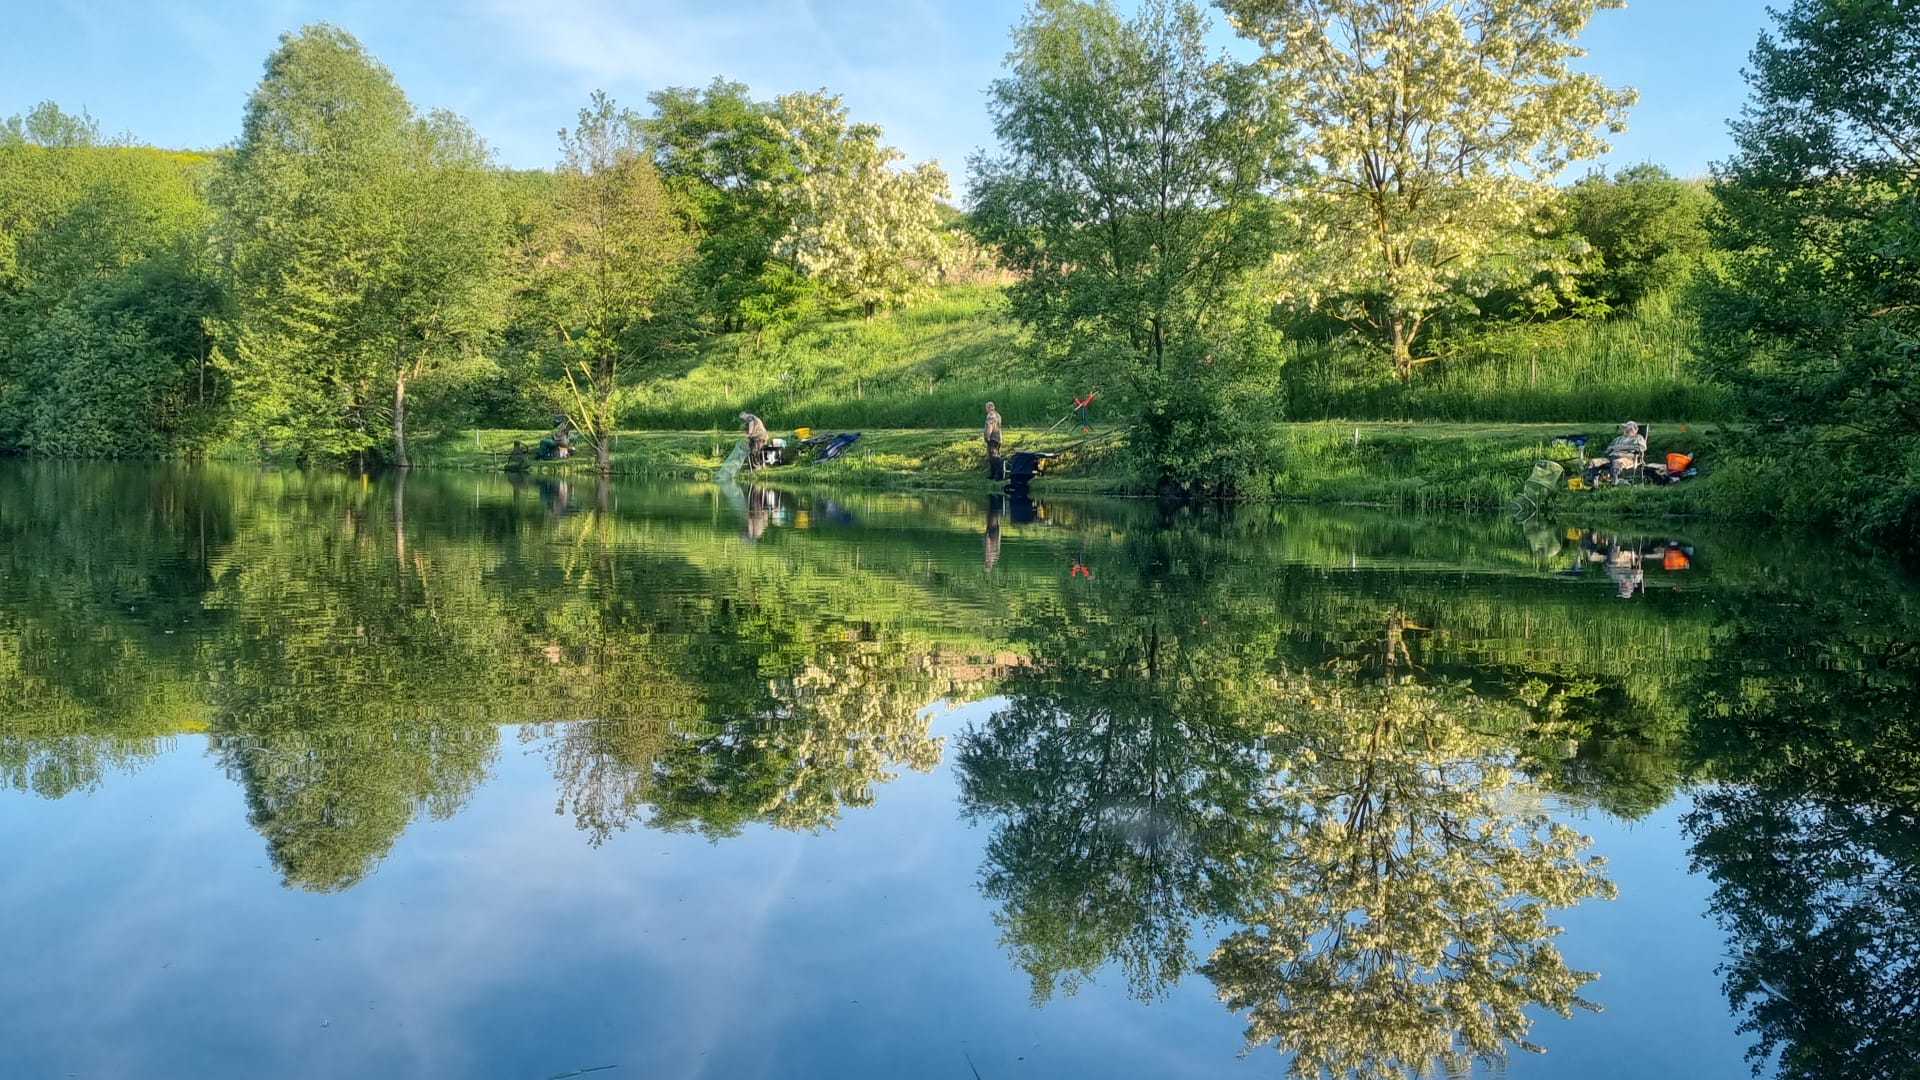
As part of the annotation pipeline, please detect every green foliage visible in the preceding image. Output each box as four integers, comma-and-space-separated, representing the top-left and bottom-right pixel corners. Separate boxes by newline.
211, 26, 507, 466
522, 91, 698, 470
1281, 287, 1722, 422
366, 111, 511, 467
0, 142, 223, 455
970, 0, 1292, 492
211, 25, 415, 462
643, 78, 814, 334
1696, 0, 1920, 548
1559, 164, 1713, 312
1219, 0, 1636, 377
0, 101, 102, 150
770, 90, 951, 320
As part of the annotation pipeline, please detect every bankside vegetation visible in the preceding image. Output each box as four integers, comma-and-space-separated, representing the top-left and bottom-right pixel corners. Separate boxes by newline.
0, 0, 1914, 547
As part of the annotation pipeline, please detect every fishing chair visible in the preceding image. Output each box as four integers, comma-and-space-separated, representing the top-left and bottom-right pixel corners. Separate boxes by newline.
1589, 424, 1650, 486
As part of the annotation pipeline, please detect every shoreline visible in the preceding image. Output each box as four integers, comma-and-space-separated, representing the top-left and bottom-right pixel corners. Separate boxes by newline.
396, 422, 1728, 520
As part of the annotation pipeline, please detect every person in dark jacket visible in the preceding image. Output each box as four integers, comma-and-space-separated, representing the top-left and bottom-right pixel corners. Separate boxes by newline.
740, 411, 769, 469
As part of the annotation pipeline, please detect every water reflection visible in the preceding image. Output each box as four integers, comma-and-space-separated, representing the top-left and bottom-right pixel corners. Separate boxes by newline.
1683, 581, 1920, 1080
2, 464, 1918, 1080
957, 536, 1616, 1077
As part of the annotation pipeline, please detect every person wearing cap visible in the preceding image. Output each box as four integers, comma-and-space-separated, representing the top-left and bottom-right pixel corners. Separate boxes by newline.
984, 401, 1003, 478
1588, 420, 1647, 483
739, 411, 768, 469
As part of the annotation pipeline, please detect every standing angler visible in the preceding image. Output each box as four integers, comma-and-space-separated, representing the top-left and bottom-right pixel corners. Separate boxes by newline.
740, 411, 769, 470
984, 401, 1003, 478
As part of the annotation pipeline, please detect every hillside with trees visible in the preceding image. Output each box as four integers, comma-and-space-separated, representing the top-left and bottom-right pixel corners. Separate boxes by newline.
1, 0, 1914, 548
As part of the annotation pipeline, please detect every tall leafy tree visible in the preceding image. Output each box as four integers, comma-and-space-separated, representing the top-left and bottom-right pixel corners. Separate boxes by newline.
213, 25, 413, 462
364, 112, 508, 468
1696, 0, 1920, 547
643, 79, 808, 334
969, 0, 1291, 491
527, 91, 695, 472
1218, 0, 1636, 378
771, 91, 951, 320
214, 25, 504, 465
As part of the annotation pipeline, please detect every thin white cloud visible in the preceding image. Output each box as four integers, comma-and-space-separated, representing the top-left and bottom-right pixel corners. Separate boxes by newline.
480, 0, 990, 178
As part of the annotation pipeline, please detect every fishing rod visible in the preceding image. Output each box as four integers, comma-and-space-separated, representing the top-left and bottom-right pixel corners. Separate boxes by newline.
1029, 389, 1101, 441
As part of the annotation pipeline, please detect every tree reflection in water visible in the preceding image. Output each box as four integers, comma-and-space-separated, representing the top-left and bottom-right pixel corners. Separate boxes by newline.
1206, 664, 1614, 1079
960, 583, 1617, 1078
11, 465, 1920, 1080
1683, 583, 1920, 1080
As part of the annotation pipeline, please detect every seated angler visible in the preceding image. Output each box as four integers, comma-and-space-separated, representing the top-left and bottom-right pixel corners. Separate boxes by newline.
1587, 420, 1646, 484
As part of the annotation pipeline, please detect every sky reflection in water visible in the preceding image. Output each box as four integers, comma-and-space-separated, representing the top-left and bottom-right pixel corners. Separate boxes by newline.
1, 464, 1915, 1079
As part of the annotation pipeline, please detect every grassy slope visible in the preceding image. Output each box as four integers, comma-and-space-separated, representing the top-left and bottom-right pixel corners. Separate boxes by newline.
415, 284, 1732, 516
626, 284, 1073, 431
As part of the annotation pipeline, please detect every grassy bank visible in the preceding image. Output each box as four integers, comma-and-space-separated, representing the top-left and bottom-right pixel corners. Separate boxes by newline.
411, 282, 1735, 517
414, 420, 1727, 519
409, 426, 1118, 492
1278, 290, 1723, 422
1262, 421, 1726, 515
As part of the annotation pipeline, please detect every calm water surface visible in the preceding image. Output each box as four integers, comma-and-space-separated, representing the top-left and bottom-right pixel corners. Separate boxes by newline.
1, 464, 1914, 1080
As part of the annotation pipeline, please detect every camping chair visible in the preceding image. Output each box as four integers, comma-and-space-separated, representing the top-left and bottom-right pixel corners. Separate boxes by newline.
1587, 424, 1650, 486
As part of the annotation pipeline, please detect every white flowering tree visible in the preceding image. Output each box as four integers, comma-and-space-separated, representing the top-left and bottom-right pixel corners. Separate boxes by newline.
1218, 0, 1637, 378
769, 91, 951, 320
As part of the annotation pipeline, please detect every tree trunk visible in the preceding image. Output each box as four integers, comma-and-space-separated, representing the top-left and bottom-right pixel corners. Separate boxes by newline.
595, 388, 613, 473
1390, 316, 1413, 383
393, 370, 410, 469
863, 298, 876, 321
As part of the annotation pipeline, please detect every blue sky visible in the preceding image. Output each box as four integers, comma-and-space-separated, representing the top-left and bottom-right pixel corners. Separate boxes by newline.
2, 0, 1775, 194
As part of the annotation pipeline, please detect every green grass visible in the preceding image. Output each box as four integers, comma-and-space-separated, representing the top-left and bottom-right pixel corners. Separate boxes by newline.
410, 282, 1742, 518
1257, 420, 1728, 515
625, 284, 1073, 431
410, 425, 1118, 492
412, 419, 1729, 522
1278, 290, 1724, 422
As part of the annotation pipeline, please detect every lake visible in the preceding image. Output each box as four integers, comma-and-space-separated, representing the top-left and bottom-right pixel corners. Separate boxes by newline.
1, 463, 1914, 1080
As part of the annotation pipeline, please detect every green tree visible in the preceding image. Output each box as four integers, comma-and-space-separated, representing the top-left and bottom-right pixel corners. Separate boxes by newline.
1559, 164, 1712, 312
771, 91, 951, 320
644, 79, 811, 335
0, 101, 102, 288
970, 0, 1292, 493
0, 101, 101, 150
0, 140, 222, 455
366, 111, 508, 468
212, 25, 414, 462
1696, 0, 1920, 547
526, 91, 696, 472
214, 25, 504, 465
1218, 0, 1636, 378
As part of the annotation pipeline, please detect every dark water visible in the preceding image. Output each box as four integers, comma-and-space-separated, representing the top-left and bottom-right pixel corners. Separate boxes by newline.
1, 464, 1915, 1080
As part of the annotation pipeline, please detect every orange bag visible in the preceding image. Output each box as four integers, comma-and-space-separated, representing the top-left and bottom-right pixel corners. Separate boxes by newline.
1667, 452, 1693, 472
1663, 549, 1692, 571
